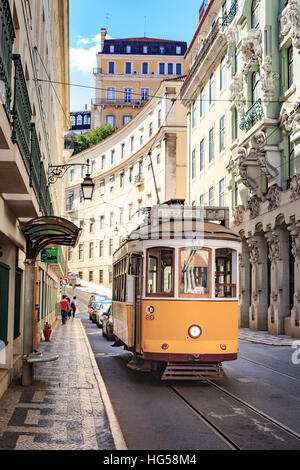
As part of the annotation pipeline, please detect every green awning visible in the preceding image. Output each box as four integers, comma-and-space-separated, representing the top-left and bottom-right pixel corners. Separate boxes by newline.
21, 216, 82, 260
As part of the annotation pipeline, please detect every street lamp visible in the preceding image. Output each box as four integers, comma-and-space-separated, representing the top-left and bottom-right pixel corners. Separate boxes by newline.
48, 158, 95, 201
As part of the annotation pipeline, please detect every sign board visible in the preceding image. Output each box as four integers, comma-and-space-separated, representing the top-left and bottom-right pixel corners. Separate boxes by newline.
61, 276, 70, 286
41, 248, 59, 263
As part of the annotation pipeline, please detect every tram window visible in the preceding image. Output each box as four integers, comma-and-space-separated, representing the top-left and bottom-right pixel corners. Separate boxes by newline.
179, 248, 210, 297
215, 248, 236, 298
147, 248, 174, 296
113, 257, 127, 302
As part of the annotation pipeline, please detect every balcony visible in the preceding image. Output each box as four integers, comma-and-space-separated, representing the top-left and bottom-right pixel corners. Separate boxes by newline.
135, 174, 144, 186
11, 54, 32, 170
239, 99, 264, 132
92, 98, 147, 108
222, 0, 238, 28
0, 0, 15, 115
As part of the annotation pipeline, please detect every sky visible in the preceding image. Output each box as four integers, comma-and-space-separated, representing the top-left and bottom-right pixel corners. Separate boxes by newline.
69, 0, 202, 111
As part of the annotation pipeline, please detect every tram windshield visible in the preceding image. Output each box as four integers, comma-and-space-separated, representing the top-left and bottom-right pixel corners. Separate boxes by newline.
179, 248, 210, 297
215, 248, 236, 298
147, 248, 174, 296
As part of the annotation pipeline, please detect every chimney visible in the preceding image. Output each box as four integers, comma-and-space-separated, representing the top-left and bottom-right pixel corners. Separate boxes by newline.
100, 28, 107, 52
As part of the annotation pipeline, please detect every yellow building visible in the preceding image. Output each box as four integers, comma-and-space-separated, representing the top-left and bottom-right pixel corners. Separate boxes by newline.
64, 78, 187, 288
0, 0, 70, 397
92, 29, 188, 130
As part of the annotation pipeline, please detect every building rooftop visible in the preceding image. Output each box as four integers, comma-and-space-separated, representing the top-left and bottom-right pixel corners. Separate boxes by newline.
101, 37, 187, 56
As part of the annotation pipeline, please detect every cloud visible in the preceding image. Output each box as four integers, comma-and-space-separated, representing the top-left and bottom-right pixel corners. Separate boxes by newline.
70, 33, 112, 74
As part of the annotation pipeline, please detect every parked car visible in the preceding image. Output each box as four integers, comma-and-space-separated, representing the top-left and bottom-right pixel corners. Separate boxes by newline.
91, 301, 103, 323
102, 306, 115, 340
88, 294, 108, 309
96, 300, 112, 328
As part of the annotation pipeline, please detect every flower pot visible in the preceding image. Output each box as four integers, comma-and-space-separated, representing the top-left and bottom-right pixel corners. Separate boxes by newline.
43, 328, 52, 341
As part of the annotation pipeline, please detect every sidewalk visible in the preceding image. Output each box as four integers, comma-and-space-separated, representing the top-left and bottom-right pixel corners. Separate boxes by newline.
0, 318, 126, 451
239, 328, 296, 346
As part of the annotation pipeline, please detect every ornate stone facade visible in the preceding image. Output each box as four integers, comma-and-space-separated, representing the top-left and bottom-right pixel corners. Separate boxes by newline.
241, 29, 262, 76
280, 0, 300, 49
260, 56, 280, 104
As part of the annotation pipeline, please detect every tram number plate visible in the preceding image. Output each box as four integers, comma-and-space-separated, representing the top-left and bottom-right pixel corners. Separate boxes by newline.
146, 305, 155, 320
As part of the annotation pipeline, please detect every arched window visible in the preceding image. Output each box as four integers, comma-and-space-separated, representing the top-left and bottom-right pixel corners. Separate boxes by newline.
77, 115, 83, 126
251, 71, 261, 104
70, 115, 76, 127
251, 0, 259, 29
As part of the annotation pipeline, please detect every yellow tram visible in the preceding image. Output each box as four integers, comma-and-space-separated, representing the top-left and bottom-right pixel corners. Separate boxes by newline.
112, 201, 241, 380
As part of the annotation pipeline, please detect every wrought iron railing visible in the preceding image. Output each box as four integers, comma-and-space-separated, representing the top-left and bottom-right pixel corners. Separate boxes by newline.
11, 54, 32, 168
92, 98, 147, 107
0, 0, 15, 115
222, 0, 238, 28
239, 99, 264, 132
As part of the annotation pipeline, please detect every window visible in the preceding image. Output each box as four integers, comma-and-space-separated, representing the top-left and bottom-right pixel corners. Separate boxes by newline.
179, 248, 211, 297
124, 88, 132, 104
200, 87, 205, 117
251, 0, 260, 29
106, 115, 115, 127
90, 220, 94, 232
141, 88, 149, 101
67, 190, 74, 210
215, 248, 236, 298
70, 168, 74, 182
168, 63, 174, 75
107, 87, 115, 101
120, 172, 124, 187
209, 186, 214, 206
108, 62, 115, 74
157, 153, 161, 164
219, 178, 225, 206
252, 71, 261, 104
79, 188, 84, 203
209, 73, 214, 105
159, 63, 165, 75
220, 56, 226, 91
121, 143, 125, 158
79, 272, 83, 280
91, 160, 96, 174
123, 115, 132, 125
100, 216, 104, 230
126, 45, 131, 53
89, 271, 94, 282
101, 155, 105, 169
219, 115, 225, 152
99, 240, 104, 257
77, 115, 82, 126
176, 63, 182, 75
232, 47, 237, 77
209, 128, 214, 163
100, 181, 105, 196
109, 150, 115, 165
288, 135, 295, 187
110, 45, 114, 53
79, 244, 84, 261
160, 46, 165, 54
109, 239, 113, 256
149, 122, 153, 136
130, 136, 134, 152
125, 62, 132, 74
109, 212, 114, 227
129, 167, 133, 183
192, 149, 196, 179
192, 101, 196, 128
147, 247, 174, 296
71, 115, 76, 127
99, 270, 103, 283
176, 46, 181, 54
142, 62, 149, 74
89, 242, 94, 259
288, 46, 293, 89
158, 109, 162, 127
232, 108, 238, 141
143, 46, 148, 54
200, 139, 204, 172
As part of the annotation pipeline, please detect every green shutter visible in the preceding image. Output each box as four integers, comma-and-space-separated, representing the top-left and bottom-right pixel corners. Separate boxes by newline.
14, 268, 22, 339
0, 262, 10, 348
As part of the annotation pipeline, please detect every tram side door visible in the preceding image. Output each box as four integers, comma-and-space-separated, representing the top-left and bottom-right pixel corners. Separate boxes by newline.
133, 255, 143, 354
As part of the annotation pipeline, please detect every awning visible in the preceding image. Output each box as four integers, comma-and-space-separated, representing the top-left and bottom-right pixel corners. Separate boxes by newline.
21, 216, 82, 260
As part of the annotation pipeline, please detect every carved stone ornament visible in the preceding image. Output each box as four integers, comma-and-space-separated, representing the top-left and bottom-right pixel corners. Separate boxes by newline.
241, 29, 262, 76
230, 74, 246, 117
288, 221, 300, 259
290, 172, 300, 200
265, 230, 280, 263
260, 56, 280, 104
247, 236, 260, 264
226, 155, 238, 175
280, 0, 300, 49
280, 100, 300, 135
233, 205, 245, 226
266, 184, 282, 211
247, 194, 261, 219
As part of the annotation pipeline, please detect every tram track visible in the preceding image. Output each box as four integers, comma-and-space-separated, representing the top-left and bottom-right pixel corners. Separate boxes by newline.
237, 354, 300, 382
165, 377, 300, 450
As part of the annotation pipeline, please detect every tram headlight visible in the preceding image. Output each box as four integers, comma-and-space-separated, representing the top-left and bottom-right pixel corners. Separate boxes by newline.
188, 325, 202, 339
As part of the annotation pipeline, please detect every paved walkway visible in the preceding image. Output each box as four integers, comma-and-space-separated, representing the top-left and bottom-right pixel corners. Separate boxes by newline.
0, 318, 126, 450
239, 328, 297, 346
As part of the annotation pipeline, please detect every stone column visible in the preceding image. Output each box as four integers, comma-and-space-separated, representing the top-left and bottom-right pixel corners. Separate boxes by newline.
247, 233, 269, 331
239, 239, 250, 328
22, 259, 36, 386
265, 226, 290, 335
288, 221, 300, 338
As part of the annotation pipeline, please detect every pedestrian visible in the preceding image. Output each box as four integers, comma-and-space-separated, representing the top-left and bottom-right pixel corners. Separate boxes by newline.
71, 296, 77, 318
60, 295, 70, 325
66, 296, 72, 319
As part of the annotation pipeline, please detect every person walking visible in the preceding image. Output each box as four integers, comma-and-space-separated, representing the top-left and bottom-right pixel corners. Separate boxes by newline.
71, 296, 77, 318
60, 295, 70, 324
66, 296, 72, 319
